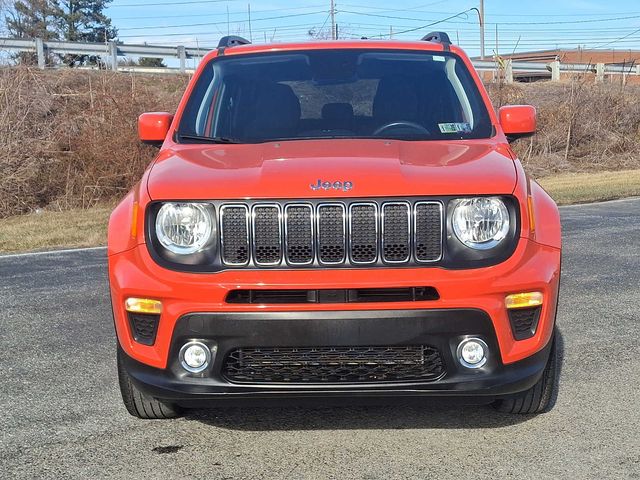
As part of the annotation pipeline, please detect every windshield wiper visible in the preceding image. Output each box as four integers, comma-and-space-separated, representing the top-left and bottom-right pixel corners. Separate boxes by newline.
177, 133, 241, 144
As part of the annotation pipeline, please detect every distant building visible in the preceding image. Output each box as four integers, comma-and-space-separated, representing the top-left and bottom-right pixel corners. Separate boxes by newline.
498, 48, 640, 65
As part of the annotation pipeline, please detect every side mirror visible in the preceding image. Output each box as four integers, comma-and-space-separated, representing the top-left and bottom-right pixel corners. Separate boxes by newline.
138, 112, 173, 146
499, 105, 536, 142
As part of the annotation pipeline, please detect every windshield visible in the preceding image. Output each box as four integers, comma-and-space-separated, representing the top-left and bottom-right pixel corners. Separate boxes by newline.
178, 49, 493, 143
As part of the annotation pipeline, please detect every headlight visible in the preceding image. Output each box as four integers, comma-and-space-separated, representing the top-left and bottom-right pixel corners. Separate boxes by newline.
155, 202, 214, 255
452, 197, 510, 250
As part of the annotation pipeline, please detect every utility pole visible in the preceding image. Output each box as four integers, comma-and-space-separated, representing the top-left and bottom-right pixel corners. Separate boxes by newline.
479, 0, 485, 60
227, 5, 230, 36
330, 0, 336, 40
389, 25, 393, 39
248, 3, 252, 42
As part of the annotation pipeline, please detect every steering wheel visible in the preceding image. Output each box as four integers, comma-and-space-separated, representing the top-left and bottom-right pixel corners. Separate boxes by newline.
373, 121, 429, 137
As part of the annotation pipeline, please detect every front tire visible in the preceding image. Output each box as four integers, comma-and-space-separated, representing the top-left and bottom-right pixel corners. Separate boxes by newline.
117, 347, 182, 419
493, 330, 559, 414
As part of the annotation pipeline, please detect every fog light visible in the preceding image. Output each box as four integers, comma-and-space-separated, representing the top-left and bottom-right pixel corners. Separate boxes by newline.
457, 338, 488, 369
179, 341, 212, 373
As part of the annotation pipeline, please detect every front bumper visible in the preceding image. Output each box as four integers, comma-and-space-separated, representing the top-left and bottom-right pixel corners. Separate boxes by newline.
120, 308, 554, 406
109, 237, 561, 371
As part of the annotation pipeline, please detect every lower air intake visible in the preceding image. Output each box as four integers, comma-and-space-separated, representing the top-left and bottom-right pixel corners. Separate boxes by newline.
223, 345, 445, 383
127, 313, 159, 346
508, 306, 541, 340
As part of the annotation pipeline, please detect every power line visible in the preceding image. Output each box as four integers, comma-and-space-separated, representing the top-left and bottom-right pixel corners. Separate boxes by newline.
593, 25, 640, 48
363, 7, 478, 38
122, 22, 327, 37
117, 11, 326, 31
339, 10, 640, 26
312, 12, 332, 39
340, 2, 640, 17
109, 4, 326, 20
109, 0, 239, 7
330, 22, 640, 33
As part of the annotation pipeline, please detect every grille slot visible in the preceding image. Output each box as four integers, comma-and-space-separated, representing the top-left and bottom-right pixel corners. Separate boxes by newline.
349, 203, 378, 263
382, 203, 411, 263
226, 286, 439, 304
317, 204, 346, 264
285, 204, 314, 265
220, 205, 249, 265
252, 205, 281, 265
223, 345, 445, 383
414, 202, 443, 262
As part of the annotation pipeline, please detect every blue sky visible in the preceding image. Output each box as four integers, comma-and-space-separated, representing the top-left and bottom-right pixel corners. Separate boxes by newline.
106, 0, 640, 58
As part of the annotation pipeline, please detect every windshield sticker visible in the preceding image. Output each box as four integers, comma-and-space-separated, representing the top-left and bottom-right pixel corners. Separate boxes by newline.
432, 55, 446, 62
438, 122, 472, 134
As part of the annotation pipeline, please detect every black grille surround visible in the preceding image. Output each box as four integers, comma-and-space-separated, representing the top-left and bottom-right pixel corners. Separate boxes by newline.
145, 196, 521, 272
222, 345, 445, 384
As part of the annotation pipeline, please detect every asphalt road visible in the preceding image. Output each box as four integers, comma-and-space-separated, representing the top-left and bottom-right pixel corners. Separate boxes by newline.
1, 198, 639, 479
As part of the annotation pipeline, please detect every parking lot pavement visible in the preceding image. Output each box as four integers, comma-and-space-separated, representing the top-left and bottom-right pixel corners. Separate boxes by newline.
1, 198, 639, 479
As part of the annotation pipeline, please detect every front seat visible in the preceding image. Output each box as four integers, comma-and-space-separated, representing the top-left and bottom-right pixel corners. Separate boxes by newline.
245, 82, 301, 140
372, 76, 420, 128
321, 102, 355, 131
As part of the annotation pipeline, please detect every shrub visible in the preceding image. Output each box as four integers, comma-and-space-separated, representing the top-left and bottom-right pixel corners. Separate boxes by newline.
1, 67, 639, 218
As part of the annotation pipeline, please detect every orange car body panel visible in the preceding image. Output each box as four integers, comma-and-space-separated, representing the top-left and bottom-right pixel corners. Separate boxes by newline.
147, 140, 518, 200
108, 40, 561, 379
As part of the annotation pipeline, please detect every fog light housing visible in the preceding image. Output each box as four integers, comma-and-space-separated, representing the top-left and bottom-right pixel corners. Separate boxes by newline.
457, 338, 488, 369
179, 341, 213, 373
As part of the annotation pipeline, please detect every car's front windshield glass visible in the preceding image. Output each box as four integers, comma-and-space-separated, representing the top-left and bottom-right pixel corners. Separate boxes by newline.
178, 49, 493, 143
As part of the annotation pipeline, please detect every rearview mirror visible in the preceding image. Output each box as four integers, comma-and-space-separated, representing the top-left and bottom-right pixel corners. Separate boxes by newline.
499, 105, 536, 142
138, 112, 173, 146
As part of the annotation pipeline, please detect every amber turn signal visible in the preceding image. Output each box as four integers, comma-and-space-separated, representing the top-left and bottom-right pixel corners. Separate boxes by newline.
505, 292, 543, 309
125, 297, 162, 314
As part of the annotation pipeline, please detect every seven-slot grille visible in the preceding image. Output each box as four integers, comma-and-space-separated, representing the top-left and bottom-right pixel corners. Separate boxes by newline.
219, 200, 443, 267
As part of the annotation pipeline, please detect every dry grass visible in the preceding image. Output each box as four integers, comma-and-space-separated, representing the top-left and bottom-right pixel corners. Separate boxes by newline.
487, 80, 640, 178
1, 68, 639, 218
1, 170, 637, 253
539, 169, 640, 205
0, 67, 187, 218
0, 204, 112, 253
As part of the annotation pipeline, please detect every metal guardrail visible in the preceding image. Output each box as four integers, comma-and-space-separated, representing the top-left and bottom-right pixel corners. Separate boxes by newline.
1, 37, 640, 82
0, 37, 209, 72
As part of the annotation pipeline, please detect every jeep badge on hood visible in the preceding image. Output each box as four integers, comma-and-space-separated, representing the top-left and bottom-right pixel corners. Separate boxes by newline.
310, 179, 353, 192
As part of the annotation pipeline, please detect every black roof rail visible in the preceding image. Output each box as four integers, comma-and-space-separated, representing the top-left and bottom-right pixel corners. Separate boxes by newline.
217, 35, 251, 49
421, 31, 451, 50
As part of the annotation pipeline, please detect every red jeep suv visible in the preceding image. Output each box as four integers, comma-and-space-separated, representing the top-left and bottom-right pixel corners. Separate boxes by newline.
108, 33, 561, 419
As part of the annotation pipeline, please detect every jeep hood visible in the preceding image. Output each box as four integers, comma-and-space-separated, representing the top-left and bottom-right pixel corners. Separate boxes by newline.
147, 139, 517, 200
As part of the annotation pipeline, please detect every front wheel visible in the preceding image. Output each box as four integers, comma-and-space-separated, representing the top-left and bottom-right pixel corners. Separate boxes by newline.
117, 347, 182, 419
493, 330, 559, 414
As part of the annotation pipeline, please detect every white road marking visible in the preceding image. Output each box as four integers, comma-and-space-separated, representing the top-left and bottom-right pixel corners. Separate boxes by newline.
0, 197, 637, 259
0, 246, 107, 259
559, 196, 639, 208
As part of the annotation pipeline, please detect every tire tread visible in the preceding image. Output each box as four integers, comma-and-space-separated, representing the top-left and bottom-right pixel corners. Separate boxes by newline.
117, 347, 181, 419
493, 331, 558, 415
